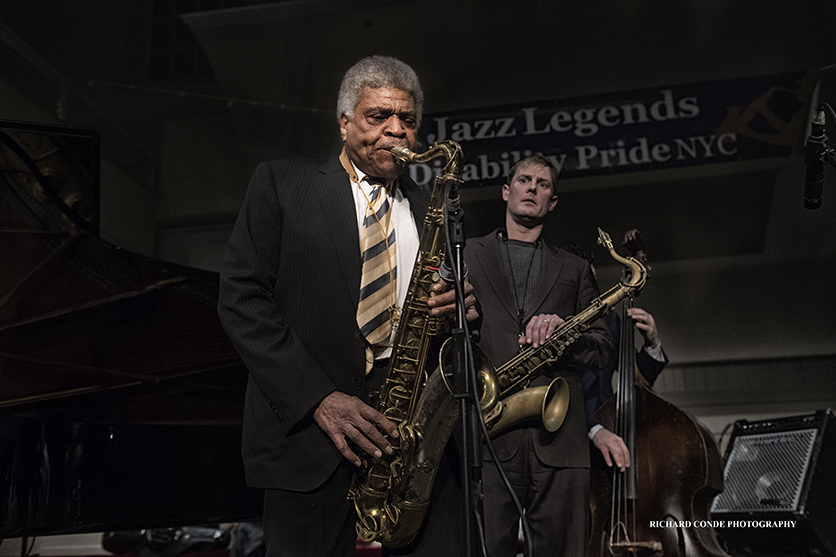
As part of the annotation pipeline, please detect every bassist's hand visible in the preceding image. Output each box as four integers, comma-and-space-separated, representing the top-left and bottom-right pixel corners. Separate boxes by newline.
592, 427, 630, 471
627, 307, 660, 348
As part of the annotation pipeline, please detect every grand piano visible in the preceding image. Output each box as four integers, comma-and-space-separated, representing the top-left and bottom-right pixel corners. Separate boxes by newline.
0, 120, 262, 541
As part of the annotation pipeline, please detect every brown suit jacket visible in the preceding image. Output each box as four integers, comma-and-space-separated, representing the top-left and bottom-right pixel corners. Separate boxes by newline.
466, 229, 613, 468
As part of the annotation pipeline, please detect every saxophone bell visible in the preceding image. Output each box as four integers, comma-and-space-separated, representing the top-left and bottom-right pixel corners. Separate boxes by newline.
486, 377, 570, 436
438, 339, 570, 438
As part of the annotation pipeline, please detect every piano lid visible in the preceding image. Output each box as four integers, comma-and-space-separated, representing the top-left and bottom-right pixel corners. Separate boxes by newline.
0, 120, 247, 423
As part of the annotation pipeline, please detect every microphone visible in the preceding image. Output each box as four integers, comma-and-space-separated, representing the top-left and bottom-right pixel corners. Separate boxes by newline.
804, 107, 827, 210
446, 181, 460, 215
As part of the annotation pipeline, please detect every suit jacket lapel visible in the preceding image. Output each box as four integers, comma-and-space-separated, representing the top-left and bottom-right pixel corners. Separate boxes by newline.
313, 158, 361, 307
473, 231, 520, 321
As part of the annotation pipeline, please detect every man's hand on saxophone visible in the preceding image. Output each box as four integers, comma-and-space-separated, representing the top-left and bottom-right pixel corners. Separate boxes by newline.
313, 391, 399, 468
426, 276, 480, 322
519, 313, 565, 348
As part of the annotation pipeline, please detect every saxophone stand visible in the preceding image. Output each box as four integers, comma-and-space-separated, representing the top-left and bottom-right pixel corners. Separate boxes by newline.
443, 188, 486, 557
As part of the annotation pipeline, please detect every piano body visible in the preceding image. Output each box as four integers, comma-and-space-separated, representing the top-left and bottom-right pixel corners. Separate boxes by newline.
0, 120, 261, 540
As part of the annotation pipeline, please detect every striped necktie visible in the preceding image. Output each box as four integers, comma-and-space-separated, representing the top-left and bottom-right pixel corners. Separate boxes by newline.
356, 178, 398, 371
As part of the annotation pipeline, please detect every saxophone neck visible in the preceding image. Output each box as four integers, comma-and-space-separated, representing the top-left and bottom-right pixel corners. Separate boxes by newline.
597, 227, 647, 291
391, 141, 464, 180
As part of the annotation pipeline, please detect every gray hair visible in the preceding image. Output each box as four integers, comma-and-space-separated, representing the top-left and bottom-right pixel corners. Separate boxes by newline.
336, 55, 424, 127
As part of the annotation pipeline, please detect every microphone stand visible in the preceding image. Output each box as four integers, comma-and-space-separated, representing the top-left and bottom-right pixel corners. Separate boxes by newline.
443, 186, 485, 557
804, 102, 836, 210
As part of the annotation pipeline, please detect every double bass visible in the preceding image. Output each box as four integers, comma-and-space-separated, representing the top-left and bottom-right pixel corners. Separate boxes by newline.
588, 230, 729, 557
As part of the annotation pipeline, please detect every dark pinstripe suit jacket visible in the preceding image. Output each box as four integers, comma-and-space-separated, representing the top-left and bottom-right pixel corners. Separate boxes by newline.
466, 230, 614, 468
218, 157, 428, 491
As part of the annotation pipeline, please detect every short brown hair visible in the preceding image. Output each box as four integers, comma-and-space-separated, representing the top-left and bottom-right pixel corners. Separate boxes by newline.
506, 154, 559, 193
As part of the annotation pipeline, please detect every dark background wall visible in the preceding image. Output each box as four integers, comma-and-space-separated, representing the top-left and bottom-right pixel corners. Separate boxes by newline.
1, 0, 835, 450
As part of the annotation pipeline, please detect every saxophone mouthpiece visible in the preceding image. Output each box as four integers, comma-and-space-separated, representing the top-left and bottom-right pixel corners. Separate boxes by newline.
390, 146, 415, 165
597, 227, 614, 250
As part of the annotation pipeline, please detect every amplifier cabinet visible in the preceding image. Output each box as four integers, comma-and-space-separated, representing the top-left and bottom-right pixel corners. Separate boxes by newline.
711, 409, 835, 556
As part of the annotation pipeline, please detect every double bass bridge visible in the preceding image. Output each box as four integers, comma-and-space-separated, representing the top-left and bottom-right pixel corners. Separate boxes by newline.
609, 540, 663, 555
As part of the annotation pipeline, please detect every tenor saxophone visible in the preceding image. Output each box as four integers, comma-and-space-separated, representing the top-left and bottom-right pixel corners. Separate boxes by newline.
424, 227, 647, 446
349, 141, 464, 547
474, 227, 648, 433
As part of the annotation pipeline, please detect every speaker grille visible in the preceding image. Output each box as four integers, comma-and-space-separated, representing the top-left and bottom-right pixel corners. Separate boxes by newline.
711, 428, 817, 513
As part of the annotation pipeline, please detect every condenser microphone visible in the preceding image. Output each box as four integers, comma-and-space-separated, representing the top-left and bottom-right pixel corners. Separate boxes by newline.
803, 107, 827, 210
